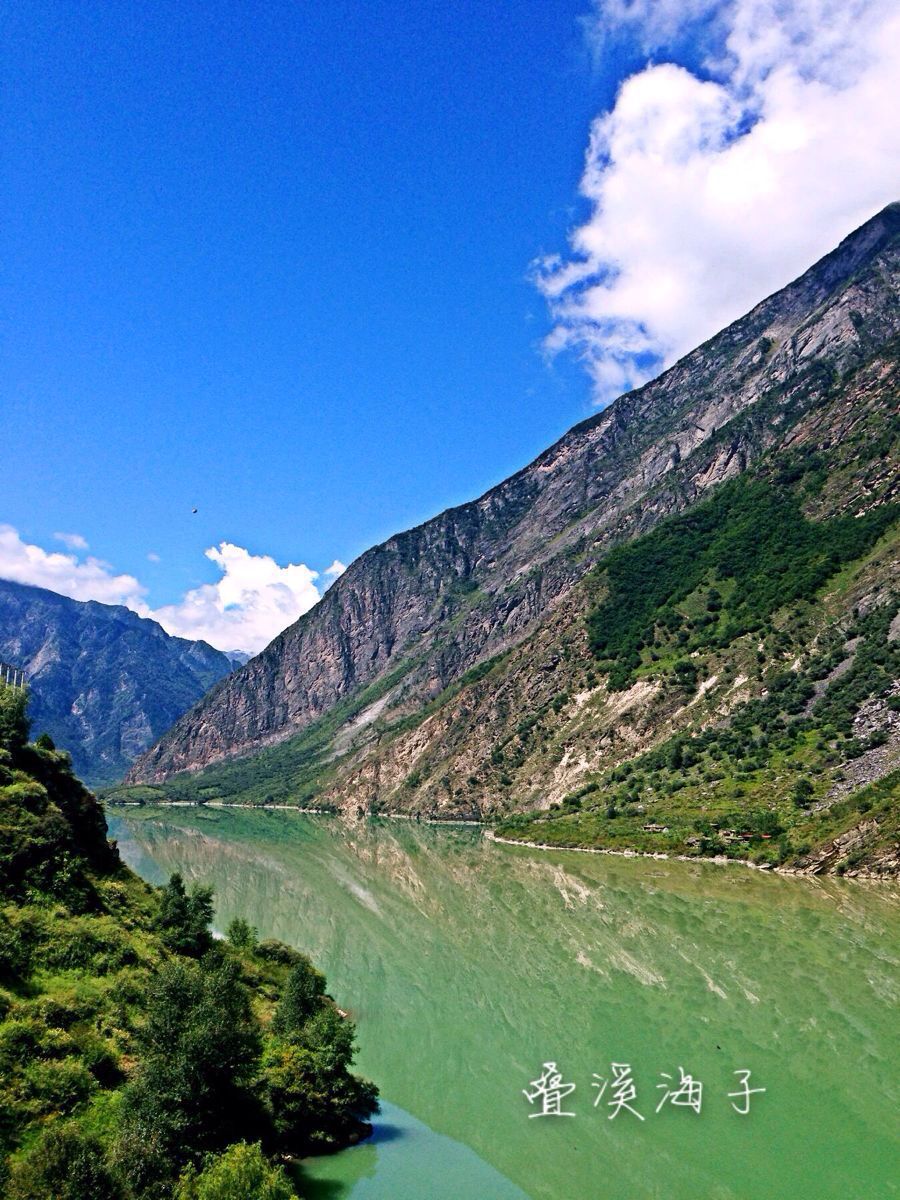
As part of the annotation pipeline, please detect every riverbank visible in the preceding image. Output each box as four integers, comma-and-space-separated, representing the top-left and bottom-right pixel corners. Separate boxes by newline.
106, 799, 334, 813
105, 798, 897, 878
484, 829, 777, 872
484, 829, 898, 881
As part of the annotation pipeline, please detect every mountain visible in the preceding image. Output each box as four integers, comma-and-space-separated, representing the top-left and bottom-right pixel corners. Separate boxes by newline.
126, 206, 900, 874
0, 580, 239, 784
224, 649, 253, 667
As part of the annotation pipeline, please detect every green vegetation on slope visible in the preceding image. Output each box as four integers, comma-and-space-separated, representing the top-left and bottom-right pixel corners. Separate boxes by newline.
0, 684, 377, 1199
490, 427, 900, 871
499, 531, 900, 872
111, 657, 422, 810
587, 461, 897, 691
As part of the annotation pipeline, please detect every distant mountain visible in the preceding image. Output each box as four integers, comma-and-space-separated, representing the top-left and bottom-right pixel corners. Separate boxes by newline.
224, 649, 253, 667
0, 579, 239, 783
126, 205, 899, 874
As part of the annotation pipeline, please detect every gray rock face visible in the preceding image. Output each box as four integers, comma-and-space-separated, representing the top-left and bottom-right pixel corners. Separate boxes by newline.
130, 203, 900, 782
0, 580, 237, 783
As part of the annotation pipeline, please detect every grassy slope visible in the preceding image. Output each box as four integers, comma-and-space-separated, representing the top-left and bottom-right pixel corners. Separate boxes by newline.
0, 688, 376, 1198
105, 656, 422, 810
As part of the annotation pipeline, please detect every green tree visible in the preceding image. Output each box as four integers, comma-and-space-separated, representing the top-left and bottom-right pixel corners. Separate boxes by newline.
792, 778, 815, 807
0, 685, 29, 752
116, 957, 263, 1193
226, 917, 257, 950
8, 1123, 120, 1200
155, 874, 214, 957
174, 1143, 293, 1200
262, 1022, 378, 1152
271, 957, 326, 1035
264, 966, 378, 1153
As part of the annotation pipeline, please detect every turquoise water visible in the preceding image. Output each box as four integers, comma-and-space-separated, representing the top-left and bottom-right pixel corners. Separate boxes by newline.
299, 1100, 529, 1199
110, 808, 900, 1200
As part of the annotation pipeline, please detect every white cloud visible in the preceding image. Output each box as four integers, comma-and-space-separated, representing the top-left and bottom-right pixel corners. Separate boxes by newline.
0, 524, 146, 606
585, 0, 723, 59
147, 552, 161, 563
150, 543, 322, 654
53, 531, 89, 551
538, 0, 900, 403
323, 559, 346, 579
1, 526, 331, 655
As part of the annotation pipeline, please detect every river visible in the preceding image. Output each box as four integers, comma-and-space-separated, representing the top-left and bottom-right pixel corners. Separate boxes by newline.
108, 807, 900, 1200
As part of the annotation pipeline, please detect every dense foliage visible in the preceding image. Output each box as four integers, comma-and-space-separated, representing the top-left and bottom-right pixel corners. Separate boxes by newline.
174, 1142, 294, 1200
587, 471, 897, 690
0, 685, 377, 1198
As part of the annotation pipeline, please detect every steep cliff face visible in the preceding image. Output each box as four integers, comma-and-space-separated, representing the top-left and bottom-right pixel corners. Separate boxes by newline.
130, 204, 900, 787
323, 351, 899, 821
0, 581, 237, 783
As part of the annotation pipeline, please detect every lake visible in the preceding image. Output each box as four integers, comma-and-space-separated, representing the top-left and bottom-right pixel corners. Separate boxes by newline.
108, 808, 900, 1200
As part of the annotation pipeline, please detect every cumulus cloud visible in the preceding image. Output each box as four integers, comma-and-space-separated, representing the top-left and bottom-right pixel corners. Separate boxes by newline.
0, 524, 146, 606
0, 526, 332, 654
538, 0, 900, 403
150, 543, 322, 654
53, 531, 89, 551
323, 559, 346, 579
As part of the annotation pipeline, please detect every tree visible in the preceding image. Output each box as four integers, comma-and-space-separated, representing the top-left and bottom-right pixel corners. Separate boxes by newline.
261, 1024, 378, 1152
155, 874, 214, 957
792, 778, 815, 807
226, 917, 257, 950
8, 1123, 120, 1200
0, 685, 29, 753
174, 1143, 293, 1200
264, 963, 377, 1154
271, 957, 326, 1035
116, 957, 263, 1193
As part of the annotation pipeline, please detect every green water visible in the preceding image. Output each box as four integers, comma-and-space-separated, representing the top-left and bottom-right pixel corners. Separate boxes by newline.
109, 808, 900, 1200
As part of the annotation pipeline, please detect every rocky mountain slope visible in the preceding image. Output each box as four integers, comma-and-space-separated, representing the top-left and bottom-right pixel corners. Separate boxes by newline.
0, 580, 239, 783
125, 206, 900, 872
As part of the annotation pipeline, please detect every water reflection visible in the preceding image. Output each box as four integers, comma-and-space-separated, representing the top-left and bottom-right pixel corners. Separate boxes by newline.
111, 809, 900, 1200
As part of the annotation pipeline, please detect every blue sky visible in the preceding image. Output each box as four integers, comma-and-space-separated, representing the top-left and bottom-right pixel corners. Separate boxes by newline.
3, 1, 897, 650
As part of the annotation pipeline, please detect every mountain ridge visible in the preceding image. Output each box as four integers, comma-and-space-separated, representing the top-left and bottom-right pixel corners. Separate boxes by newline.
130, 203, 900, 786
0, 579, 239, 783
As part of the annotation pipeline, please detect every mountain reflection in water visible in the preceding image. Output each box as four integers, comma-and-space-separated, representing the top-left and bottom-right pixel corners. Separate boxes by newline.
110, 808, 900, 1200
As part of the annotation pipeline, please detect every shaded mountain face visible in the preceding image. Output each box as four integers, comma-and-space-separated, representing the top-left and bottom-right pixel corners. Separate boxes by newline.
0, 580, 238, 784
130, 204, 900, 799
